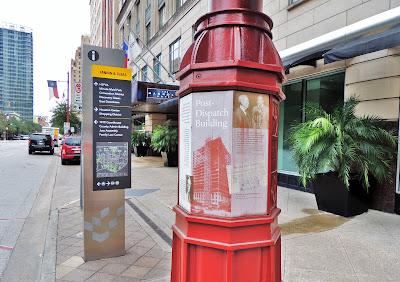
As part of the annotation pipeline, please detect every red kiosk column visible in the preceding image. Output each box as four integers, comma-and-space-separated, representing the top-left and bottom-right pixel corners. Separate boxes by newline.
171, 1, 286, 281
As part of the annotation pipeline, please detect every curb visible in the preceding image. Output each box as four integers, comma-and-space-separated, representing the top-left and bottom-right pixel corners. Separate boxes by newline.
40, 209, 59, 282
2, 154, 58, 281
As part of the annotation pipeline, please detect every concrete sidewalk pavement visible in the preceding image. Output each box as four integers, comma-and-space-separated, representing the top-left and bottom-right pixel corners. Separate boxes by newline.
4, 154, 400, 281
54, 155, 400, 281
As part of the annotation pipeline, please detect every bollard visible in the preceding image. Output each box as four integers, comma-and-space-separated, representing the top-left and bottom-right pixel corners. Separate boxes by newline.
171, 0, 286, 281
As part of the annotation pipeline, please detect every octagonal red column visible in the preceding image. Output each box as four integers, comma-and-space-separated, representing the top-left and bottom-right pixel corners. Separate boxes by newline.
171, 1, 286, 281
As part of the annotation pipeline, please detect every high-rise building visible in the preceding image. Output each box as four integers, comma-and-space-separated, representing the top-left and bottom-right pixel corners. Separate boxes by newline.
192, 137, 231, 216
70, 35, 90, 112
0, 23, 33, 121
89, 0, 119, 48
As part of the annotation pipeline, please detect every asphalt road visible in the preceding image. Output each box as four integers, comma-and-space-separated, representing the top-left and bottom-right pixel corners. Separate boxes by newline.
0, 140, 54, 278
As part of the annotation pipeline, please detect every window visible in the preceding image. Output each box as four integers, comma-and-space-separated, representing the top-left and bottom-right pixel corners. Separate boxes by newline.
159, 5, 166, 29
145, 0, 151, 26
132, 73, 137, 83
153, 54, 162, 83
146, 23, 151, 43
170, 38, 181, 74
177, 0, 187, 9
290, 0, 301, 4
141, 66, 148, 82
136, 1, 140, 36
277, 72, 345, 173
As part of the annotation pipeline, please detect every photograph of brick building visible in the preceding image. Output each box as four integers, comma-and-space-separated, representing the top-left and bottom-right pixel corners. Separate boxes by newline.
192, 137, 231, 216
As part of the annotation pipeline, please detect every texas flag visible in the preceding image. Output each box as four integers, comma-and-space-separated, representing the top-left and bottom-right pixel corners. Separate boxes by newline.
48, 80, 59, 100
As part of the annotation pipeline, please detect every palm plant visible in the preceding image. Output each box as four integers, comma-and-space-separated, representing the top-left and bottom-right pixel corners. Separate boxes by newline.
131, 131, 150, 147
288, 96, 397, 193
150, 120, 178, 153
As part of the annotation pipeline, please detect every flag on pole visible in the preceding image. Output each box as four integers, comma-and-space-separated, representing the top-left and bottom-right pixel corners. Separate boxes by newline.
47, 80, 59, 100
123, 41, 129, 68
128, 32, 142, 62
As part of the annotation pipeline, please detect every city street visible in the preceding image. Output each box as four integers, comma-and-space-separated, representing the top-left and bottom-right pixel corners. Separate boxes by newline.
0, 140, 54, 277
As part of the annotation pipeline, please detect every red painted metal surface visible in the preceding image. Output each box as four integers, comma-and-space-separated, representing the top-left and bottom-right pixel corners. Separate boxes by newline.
171, 206, 281, 281
176, 0, 286, 100
172, 0, 285, 281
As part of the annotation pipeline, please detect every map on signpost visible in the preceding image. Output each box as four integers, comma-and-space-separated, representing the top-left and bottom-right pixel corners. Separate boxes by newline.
96, 142, 129, 178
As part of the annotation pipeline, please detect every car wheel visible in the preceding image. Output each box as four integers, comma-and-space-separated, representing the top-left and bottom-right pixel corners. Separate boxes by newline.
61, 158, 67, 165
29, 150, 32, 154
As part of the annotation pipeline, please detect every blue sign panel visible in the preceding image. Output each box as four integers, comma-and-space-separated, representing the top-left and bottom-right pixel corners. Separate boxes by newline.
147, 88, 176, 99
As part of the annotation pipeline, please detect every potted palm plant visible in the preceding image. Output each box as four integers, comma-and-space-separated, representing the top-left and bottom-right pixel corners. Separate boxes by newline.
288, 96, 397, 217
131, 131, 151, 157
150, 120, 178, 167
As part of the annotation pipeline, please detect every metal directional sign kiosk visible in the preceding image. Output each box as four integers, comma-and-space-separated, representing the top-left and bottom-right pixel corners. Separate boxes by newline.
82, 45, 131, 261
92, 65, 132, 191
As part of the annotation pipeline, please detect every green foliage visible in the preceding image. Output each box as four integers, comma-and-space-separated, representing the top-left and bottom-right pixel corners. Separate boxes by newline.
0, 114, 42, 137
131, 131, 151, 147
150, 120, 178, 153
50, 101, 80, 132
288, 96, 397, 192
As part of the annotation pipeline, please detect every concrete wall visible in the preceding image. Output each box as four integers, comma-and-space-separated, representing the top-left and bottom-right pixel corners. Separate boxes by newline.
265, 0, 400, 120
345, 46, 400, 120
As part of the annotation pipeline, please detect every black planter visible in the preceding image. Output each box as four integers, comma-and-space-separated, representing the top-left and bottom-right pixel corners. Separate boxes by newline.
161, 151, 178, 167
134, 146, 149, 157
313, 173, 369, 217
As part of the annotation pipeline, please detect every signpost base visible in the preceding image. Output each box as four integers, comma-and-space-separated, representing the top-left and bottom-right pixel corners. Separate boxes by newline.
171, 206, 281, 282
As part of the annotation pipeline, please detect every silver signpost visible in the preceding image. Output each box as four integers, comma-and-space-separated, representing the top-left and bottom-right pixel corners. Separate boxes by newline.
82, 45, 132, 261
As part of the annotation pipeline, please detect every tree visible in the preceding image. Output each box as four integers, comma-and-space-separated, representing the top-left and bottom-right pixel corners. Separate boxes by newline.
50, 101, 80, 133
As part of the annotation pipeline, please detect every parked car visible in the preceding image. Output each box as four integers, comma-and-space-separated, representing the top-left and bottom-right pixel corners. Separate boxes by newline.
61, 136, 81, 165
29, 133, 54, 155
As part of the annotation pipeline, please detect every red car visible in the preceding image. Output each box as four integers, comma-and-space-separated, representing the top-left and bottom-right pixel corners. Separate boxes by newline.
61, 136, 81, 165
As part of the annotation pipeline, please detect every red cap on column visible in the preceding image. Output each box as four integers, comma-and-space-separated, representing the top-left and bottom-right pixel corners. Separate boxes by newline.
208, 0, 263, 13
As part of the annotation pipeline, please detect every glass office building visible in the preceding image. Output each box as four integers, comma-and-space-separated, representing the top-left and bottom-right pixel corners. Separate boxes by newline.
0, 24, 33, 121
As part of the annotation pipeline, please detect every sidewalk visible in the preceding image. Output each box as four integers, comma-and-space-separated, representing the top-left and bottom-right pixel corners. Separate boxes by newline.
54, 156, 400, 281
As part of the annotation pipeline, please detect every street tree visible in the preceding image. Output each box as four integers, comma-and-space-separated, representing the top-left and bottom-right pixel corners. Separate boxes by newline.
50, 101, 80, 133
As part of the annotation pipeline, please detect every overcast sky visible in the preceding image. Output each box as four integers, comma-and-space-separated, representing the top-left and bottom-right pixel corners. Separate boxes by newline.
0, 0, 90, 118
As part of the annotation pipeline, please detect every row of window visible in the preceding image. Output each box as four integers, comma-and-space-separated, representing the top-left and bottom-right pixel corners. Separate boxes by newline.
135, 37, 181, 82
132, 0, 187, 44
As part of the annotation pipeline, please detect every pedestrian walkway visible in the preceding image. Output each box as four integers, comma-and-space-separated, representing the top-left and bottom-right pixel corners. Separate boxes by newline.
55, 202, 171, 281
54, 156, 400, 281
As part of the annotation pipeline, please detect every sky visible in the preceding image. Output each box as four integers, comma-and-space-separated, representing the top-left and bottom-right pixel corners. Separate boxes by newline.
0, 0, 91, 119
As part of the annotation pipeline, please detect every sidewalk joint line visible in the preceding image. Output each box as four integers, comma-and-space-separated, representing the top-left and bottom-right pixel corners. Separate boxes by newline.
126, 199, 172, 247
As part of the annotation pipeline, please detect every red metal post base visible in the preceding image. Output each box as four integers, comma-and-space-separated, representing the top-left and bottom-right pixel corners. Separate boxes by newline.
171, 206, 281, 282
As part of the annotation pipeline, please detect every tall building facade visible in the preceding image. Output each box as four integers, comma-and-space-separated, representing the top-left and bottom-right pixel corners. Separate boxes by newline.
90, 0, 120, 48
98, 0, 400, 213
70, 35, 90, 112
0, 23, 33, 121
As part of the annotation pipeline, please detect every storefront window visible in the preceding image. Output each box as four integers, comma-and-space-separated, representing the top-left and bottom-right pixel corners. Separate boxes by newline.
278, 71, 345, 174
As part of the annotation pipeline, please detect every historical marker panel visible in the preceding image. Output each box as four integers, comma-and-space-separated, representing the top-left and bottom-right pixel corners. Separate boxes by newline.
92, 65, 132, 191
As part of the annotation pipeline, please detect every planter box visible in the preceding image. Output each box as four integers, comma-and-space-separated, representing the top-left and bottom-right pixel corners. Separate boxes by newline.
134, 146, 149, 157
161, 151, 178, 167
313, 174, 369, 217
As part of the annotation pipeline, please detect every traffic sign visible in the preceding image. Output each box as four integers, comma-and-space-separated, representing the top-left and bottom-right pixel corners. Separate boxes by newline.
74, 82, 83, 109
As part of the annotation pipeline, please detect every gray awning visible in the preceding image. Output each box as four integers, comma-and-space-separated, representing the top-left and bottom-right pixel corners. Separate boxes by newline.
324, 25, 400, 64
283, 50, 329, 74
158, 96, 178, 109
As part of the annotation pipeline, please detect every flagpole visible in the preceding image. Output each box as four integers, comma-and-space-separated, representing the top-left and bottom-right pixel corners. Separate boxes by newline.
126, 24, 175, 82
67, 72, 70, 134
